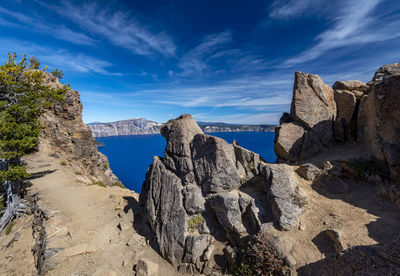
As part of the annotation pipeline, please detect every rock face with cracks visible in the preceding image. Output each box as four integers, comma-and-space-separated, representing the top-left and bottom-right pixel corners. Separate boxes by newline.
140, 114, 307, 274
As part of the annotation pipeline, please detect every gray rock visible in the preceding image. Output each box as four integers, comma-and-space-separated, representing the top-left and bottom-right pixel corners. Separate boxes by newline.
332, 80, 369, 93
161, 114, 203, 179
233, 143, 261, 179
139, 157, 187, 265
136, 258, 159, 276
334, 90, 357, 142
362, 63, 400, 179
209, 192, 246, 242
183, 184, 205, 215
261, 163, 308, 230
290, 71, 336, 129
191, 134, 240, 193
296, 163, 321, 181
183, 235, 212, 269
274, 122, 305, 162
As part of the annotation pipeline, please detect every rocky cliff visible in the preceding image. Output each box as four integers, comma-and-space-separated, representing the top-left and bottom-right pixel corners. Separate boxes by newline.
88, 118, 163, 137
88, 119, 274, 137
139, 64, 400, 275
39, 73, 119, 185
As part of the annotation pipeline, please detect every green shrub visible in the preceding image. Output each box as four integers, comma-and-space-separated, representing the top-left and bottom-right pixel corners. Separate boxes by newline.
5, 222, 14, 236
60, 160, 67, 166
348, 158, 390, 181
233, 233, 289, 276
90, 181, 106, 188
104, 162, 109, 170
75, 171, 82, 175
112, 181, 125, 188
187, 215, 203, 231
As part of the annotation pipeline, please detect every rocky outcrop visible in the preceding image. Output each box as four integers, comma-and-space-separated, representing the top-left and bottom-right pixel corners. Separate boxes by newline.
39, 73, 118, 185
88, 119, 275, 137
140, 114, 307, 274
274, 72, 337, 161
361, 63, 400, 179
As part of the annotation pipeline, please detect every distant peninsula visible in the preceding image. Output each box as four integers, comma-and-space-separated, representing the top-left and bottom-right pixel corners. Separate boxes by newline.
87, 118, 275, 137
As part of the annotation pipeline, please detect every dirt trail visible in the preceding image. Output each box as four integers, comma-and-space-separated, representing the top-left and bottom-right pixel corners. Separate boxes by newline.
0, 142, 179, 276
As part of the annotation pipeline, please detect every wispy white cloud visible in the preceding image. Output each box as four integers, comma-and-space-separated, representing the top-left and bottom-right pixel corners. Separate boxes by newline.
0, 6, 95, 45
178, 30, 233, 76
38, 1, 176, 58
269, 0, 325, 19
0, 39, 120, 76
280, 0, 400, 65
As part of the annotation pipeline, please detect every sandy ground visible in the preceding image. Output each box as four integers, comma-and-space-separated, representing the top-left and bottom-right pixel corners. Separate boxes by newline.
0, 143, 180, 276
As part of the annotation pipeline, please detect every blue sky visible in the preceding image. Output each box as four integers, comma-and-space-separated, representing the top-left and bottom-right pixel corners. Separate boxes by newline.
0, 0, 399, 124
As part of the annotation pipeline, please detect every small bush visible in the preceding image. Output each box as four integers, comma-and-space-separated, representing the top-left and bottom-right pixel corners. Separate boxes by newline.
348, 158, 390, 181
233, 233, 289, 276
5, 222, 14, 236
75, 171, 82, 175
112, 181, 125, 188
60, 160, 67, 166
90, 181, 106, 188
187, 215, 203, 231
104, 162, 109, 170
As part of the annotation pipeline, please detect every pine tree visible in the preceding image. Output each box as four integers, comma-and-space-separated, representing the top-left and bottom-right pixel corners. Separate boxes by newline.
0, 53, 69, 231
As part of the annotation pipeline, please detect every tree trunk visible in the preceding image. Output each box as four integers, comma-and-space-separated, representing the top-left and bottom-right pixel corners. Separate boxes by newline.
0, 159, 23, 232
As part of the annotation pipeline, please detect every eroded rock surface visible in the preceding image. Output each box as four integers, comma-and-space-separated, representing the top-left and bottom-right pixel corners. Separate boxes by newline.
140, 114, 307, 274
40, 73, 118, 185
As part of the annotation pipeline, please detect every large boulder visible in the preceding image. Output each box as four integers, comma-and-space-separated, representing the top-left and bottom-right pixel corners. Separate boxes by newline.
362, 63, 400, 179
260, 163, 308, 230
290, 72, 337, 129
274, 72, 337, 161
333, 80, 369, 99
274, 123, 305, 162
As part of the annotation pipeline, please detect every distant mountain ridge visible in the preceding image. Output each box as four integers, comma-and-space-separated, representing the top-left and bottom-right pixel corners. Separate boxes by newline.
88, 118, 275, 137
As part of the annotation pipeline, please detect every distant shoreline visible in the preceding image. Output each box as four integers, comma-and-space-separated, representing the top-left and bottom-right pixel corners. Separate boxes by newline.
93, 129, 275, 138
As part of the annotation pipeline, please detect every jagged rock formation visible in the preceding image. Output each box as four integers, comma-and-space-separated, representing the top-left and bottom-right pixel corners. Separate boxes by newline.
275, 64, 400, 180
140, 63, 400, 275
140, 114, 307, 274
39, 73, 118, 185
361, 63, 400, 179
88, 119, 274, 137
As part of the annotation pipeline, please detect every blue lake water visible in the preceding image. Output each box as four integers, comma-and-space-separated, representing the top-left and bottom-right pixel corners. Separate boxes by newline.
97, 131, 276, 193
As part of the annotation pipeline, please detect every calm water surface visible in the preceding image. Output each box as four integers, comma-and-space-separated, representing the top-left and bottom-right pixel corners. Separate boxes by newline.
97, 132, 276, 193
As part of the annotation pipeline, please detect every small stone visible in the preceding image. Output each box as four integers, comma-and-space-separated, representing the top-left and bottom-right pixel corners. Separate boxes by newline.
325, 229, 345, 253
296, 163, 321, 181
136, 258, 159, 276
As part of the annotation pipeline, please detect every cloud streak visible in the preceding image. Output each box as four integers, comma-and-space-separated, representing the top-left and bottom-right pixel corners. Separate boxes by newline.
0, 39, 120, 76
177, 31, 233, 76
38, 1, 176, 58
279, 0, 400, 65
0, 6, 95, 46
